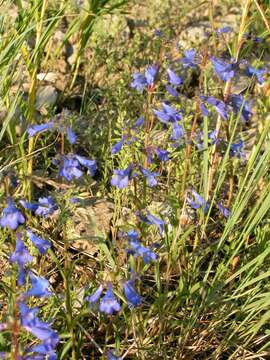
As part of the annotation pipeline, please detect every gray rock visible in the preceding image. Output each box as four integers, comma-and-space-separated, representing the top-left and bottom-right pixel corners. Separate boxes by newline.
35, 85, 58, 113
65, 198, 114, 255
178, 21, 211, 47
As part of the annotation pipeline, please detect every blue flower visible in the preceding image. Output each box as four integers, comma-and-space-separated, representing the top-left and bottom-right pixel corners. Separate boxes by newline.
35, 197, 58, 218
217, 26, 232, 35
245, 66, 267, 85
28, 337, 59, 358
130, 73, 148, 92
127, 230, 140, 242
20, 199, 38, 212
167, 68, 182, 86
26, 229, 51, 255
165, 84, 179, 98
10, 234, 33, 285
27, 122, 54, 137
138, 212, 164, 235
85, 285, 103, 306
66, 127, 77, 144
27, 117, 77, 145
75, 155, 97, 176
217, 202, 231, 218
131, 65, 158, 92
210, 57, 236, 81
20, 304, 59, 360
156, 148, 169, 161
10, 234, 33, 268
99, 284, 121, 315
140, 167, 159, 187
171, 122, 184, 140
24, 272, 51, 298
230, 140, 245, 158
200, 96, 229, 120
123, 280, 142, 308
112, 138, 125, 154
229, 94, 252, 122
59, 155, 83, 181
133, 116, 144, 129
128, 237, 158, 264
0, 199, 25, 230
153, 103, 182, 123
187, 190, 209, 213
20, 303, 58, 343
111, 164, 134, 189
182, 49, 198, 68
145, 65, 159, 85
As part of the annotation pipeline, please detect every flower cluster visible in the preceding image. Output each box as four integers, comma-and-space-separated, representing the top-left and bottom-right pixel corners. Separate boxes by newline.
0, 228, 58, 359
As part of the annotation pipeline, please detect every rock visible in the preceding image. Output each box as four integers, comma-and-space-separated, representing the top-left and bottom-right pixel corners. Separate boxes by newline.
65, 198, 114, 255
178, 21, 211, 48
35, 85, 58, 113
37, 72, 58, 83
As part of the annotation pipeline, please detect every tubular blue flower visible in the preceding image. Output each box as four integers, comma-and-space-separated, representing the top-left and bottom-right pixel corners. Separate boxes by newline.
85, 285, 103, 307
217, 202, 231, 218
28, 336, 59, 358
123, 280, 142, 308
24, 272, 51, 298
130, 65, 158, 92
145, 212, 164, 234
112, 138, 125, 154
138, 212, 164, 235
133, 116, 144, 129
229, 94, 252, 122
35, 197, 58, 218
19, 303, 58, 342
111, 164, 134, 189
0, 199, 25, 230
153, 103, 182, 124
208, 130, 218, 145
75, 155, 97, 176
200, 96, 229, 120
26, 229, 51, 255
140, 167, 159, 187
59, 155, 83, 181
187, 190, 209, 213
171, 122, 184, 140
130, 73, 147, 92
210, 57, 236, 81
156, 148, 169, 161
167, 68, 182, 86
145, 65, 159, 85
128, 240, 158, 264
20, 199, 38, 212
165, 84, 179, 98
99, 284, 121, 315
127, 230, 140, 242
246, 66, 267, 85
200, 102, 209, 117
10, 235, 33, 284
27, 122, 54, 138
10, 234, 33, 268
66, 127, 77, 144
230, 140, 245, 158
217, 26, 232, 34
182, 49, 198, 68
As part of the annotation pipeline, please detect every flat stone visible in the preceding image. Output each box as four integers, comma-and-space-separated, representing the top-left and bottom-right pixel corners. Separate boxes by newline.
65, 198, 114, 255
35, 85, 58, 113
